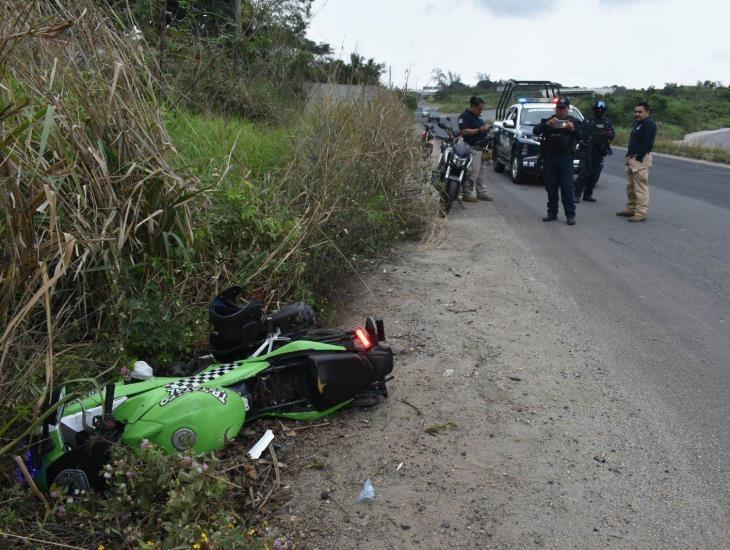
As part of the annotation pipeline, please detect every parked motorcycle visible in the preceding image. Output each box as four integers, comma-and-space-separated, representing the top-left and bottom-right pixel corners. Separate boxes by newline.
433, 117, 473, 215
420, 123, 436, 160
26, 288, 393, 492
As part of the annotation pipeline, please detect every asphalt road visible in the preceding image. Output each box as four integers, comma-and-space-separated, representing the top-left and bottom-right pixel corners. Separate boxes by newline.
487, 151, 730, 512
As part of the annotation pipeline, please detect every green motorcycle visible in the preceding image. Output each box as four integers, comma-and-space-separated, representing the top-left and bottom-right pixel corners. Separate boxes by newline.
28, 288, 393, 492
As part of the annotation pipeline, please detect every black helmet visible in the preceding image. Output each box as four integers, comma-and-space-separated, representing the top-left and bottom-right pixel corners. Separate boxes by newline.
209, 286, 265, 361
593, 99, 607, 116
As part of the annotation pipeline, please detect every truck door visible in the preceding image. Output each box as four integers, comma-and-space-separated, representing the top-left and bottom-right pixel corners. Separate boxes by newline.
500, 107, 518, 158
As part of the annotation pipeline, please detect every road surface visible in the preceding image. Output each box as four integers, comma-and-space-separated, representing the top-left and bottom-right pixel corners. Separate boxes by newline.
493, 149, 730, 505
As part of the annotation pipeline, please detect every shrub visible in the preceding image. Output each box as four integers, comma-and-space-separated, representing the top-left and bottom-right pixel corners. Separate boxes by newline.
1, 443, 261, 549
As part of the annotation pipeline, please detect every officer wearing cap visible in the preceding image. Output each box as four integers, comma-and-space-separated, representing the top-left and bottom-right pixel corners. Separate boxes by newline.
533, 97, 583, 225
574, 99, 615, 203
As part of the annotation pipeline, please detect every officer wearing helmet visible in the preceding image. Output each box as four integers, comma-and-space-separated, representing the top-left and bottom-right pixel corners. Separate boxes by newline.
574, 99, 615, 202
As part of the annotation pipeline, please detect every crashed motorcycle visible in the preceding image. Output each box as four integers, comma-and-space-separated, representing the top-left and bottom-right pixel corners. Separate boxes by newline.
433, 117, 473, 215
27, 287, 393, 492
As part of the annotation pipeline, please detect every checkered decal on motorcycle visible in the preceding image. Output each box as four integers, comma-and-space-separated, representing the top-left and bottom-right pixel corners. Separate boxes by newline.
164, 364, 236, 392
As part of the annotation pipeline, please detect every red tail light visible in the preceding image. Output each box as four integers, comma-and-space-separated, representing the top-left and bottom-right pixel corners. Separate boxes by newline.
354, 327, 373, 350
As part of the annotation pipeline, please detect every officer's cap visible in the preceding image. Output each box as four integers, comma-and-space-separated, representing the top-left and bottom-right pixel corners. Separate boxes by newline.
556, 97, 570, 108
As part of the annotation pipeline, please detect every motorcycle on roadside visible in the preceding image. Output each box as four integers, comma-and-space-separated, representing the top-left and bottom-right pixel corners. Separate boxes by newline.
432, 117, 473, 215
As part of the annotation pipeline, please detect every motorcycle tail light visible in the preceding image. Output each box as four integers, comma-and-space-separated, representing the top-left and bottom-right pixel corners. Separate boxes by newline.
354, 327, 373, 350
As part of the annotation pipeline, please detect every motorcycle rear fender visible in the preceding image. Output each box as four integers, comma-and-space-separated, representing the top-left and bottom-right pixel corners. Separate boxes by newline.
309, 347, 393, 410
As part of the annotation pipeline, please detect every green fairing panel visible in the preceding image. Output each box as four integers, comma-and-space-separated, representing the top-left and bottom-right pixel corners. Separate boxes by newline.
61, 341, 348, 434
64, 341, 344, 414
252, 340, 346, 359
268, 400, 352, 421
126, 388, 247, 454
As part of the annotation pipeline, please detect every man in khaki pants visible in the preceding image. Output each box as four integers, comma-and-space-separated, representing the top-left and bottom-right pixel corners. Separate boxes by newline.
617, 101, 657, 222
458, 96, 494, 202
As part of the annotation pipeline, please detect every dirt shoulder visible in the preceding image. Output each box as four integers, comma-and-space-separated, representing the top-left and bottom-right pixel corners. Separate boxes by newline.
266, 192, 727, 548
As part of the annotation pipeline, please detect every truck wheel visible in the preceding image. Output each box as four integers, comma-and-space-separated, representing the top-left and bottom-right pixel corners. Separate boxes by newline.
493, 152, 505, 173
511, 155, 524, 184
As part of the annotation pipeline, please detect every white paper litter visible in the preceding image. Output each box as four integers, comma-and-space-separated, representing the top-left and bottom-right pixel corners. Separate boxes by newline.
396, 462, 403, 471
247, 429, 275, 459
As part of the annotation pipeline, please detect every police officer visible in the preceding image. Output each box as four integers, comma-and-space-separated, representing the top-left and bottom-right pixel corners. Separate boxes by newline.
458, 96, 493, 202
574, 99, 615, 202
533, 97, 582, 225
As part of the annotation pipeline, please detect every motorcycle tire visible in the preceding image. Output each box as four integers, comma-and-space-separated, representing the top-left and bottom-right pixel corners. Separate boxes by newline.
440, 178, 459, 216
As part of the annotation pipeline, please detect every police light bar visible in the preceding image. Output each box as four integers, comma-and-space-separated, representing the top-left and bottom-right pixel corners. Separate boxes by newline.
518, 98, 555, 104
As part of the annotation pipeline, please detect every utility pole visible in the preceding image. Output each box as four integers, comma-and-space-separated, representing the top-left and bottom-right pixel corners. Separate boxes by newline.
389, 65, 392, 89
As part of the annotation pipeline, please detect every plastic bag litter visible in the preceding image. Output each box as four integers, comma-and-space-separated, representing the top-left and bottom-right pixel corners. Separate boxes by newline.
357, 477, 375, 503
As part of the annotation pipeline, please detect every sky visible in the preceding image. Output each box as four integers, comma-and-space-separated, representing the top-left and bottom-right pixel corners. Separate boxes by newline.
306, 0, 730, 90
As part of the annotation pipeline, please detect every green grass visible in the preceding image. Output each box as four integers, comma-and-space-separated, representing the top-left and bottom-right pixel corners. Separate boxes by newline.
164, 110, 290, 183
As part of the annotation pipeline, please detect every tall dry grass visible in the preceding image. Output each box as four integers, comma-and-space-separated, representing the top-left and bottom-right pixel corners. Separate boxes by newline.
0, 1, 201, 443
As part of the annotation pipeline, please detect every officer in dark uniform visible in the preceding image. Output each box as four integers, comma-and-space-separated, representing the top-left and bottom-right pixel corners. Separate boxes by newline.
533, 97, 583, 225
574, 99, 615, 202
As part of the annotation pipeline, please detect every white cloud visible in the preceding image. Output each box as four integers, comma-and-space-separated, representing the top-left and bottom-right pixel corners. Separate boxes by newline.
307, 0, 730, 90
472, 0, 557, 17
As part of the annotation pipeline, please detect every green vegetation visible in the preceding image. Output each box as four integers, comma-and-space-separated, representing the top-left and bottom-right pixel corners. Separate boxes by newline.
0, 2, 432, 548
572, 83, 730, 139
570, 85, 730, 164
2, 443, 261, 548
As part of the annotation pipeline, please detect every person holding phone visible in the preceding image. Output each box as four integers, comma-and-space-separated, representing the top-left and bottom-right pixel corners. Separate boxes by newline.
458, 96, 494, 202
533, 97, 583, 225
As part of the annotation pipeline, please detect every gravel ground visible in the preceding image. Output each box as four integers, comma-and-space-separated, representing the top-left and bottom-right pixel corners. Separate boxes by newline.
266, 194, 728, 548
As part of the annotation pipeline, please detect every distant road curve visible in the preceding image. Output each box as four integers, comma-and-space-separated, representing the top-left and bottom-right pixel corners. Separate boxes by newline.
683, 127, 730, 149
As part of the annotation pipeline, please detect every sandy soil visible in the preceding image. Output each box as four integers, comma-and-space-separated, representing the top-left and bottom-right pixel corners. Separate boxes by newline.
265, 189, 727, 548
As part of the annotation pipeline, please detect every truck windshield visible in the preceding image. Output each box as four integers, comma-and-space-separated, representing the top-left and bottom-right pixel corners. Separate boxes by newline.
520, 107, 583, 125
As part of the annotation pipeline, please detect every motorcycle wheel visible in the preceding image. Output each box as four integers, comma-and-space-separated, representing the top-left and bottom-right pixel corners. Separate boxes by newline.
440, 178, 459, 216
